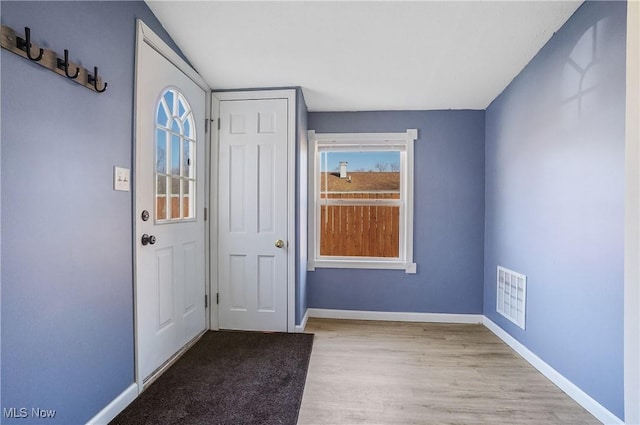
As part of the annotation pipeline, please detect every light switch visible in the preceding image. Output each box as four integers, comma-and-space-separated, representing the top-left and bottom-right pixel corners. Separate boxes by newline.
114, 166, 130, 191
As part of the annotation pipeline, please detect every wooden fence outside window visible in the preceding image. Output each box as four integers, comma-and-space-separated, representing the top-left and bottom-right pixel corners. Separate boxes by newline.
319, 193, 400, 258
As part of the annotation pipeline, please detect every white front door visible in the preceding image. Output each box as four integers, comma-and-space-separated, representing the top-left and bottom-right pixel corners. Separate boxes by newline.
135, 22, 207, 383
217, 98, 289, 332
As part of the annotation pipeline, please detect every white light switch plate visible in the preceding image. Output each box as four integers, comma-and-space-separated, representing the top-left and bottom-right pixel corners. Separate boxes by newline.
114, 166, 130, 191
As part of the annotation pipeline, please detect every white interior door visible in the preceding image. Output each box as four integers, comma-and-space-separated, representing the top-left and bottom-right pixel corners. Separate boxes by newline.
218, 98, 289, 332
135, 22, 207, 383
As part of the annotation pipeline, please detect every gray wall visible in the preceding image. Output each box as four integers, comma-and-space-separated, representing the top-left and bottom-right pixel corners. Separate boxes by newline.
307, 111, 485, 314
1, 2, 185, 423
484, 1, 626, 418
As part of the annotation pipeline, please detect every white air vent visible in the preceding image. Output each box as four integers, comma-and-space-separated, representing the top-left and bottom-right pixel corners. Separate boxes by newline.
496, 266, 527, 329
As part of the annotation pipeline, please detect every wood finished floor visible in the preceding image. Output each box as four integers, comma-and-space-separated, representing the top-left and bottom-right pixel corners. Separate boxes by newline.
298, 319, 600, 425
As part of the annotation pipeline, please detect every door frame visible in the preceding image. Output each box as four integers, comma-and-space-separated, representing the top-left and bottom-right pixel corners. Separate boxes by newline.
133, 20, 212, 394
211, 89, 296, 333
624, 1, 640, 423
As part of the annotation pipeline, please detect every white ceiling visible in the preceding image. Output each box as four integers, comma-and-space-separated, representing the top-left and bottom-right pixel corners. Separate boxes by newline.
146, 1, 583, 112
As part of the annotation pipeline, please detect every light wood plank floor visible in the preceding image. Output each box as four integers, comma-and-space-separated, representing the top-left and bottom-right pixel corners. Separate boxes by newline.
298, 319, 600, 425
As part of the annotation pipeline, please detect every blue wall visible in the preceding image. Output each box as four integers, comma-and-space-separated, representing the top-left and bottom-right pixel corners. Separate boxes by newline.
307, 111, 485, 314
1, 2, 185, 423
484, 1, 626, 419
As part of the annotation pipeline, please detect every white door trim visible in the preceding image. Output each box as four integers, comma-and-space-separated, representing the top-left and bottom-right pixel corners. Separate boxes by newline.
211, 89, 296, 333
133, 20, 211, 394
135, 21, 209, 92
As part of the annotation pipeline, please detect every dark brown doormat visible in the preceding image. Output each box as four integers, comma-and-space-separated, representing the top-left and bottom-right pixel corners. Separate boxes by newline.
110, 331, 314, 425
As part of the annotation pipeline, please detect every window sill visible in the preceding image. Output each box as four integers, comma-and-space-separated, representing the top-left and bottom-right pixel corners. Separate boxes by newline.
308, 259, 417, 274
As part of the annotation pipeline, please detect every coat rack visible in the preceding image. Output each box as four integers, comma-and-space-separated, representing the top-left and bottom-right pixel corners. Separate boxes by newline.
1, 25, 107, 93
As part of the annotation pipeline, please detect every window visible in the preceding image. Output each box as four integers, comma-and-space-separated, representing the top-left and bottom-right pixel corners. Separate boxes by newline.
308, 130, 417, 273
155, 88, 196, 221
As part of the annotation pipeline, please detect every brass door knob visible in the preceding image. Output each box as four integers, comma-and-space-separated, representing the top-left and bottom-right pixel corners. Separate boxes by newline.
275, 239, 285, 248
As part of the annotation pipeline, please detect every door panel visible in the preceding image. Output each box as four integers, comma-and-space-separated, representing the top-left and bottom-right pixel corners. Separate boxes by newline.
156, 248, 174, 329
230, 255, 248, 310
218, 98, 288, 332
183, 242, 197, 313
135, 37, 206, 382
257, 255, 276, 311
229, 145, 247, 232
259, 144, 276, 233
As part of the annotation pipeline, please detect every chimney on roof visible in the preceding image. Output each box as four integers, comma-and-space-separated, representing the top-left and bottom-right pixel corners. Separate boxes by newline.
339, 161, 348, 179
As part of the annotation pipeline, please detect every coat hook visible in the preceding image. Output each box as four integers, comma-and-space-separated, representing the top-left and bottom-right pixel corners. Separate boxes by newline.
57, 49, 79, 79
17, 27, 44, 62
88, 66, 107, 93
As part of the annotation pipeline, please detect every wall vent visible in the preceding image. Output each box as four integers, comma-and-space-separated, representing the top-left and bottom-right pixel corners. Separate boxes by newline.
496, 266, 527, 329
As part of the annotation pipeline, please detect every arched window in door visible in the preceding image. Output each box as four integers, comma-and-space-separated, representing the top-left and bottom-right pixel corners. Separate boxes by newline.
155, 88, 196, 221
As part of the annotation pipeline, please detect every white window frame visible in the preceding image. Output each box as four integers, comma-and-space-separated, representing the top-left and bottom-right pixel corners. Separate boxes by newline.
307, 129, 417, 274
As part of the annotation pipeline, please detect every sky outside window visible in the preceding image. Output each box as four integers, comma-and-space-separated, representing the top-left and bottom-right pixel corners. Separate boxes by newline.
320, 151, 400, 172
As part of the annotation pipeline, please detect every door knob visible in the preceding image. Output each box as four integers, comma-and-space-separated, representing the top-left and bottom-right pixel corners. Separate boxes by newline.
275, 239, 285, 248
141, 234, 156, 246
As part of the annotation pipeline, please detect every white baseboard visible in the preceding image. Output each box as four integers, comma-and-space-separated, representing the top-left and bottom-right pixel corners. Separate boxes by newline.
307, 308, 484, 324
295, 309, 310, 332
86, 383, 138, 425
483, 317, 623, 425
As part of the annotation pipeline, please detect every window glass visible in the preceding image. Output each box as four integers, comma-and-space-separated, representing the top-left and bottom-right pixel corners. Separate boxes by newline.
157, 102, 169, 127
163, 91, 174, 110
184, 116, 192, 139
318, 151, 401, 257
155, 88, 196, 221
183, 141, 194, 178
156, 175, 167, 220
156, 129, 167, 174
171, 118, 181, 134
171, 133, 181, 175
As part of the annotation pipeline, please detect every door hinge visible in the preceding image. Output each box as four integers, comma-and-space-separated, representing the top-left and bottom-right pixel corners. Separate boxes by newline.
204, 207, 208, 221
216, 293, 219, 305
205, 294, 208, 308
217, 118, 221, 130
205, 118, 209, 133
